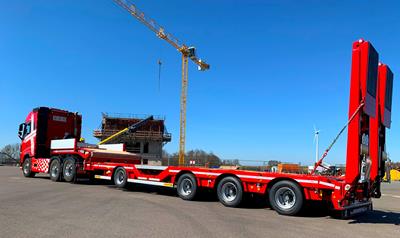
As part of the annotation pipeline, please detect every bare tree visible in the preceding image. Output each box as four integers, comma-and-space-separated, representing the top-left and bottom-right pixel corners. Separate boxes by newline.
162, 149, 221, 167
0, 143, 20, 165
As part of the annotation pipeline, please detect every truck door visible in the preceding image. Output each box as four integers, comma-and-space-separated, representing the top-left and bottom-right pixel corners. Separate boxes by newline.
19, 113, 36, 159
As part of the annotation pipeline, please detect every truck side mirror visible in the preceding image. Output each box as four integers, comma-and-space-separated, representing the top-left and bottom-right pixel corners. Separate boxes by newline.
18, 123, 26, 140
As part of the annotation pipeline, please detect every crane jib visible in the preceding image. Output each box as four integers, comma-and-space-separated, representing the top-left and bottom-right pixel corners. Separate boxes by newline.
112, 0, 210, 165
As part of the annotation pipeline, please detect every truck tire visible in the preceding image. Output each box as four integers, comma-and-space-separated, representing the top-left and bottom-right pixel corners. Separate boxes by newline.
113, 167, 128, 188
22, 158, 36, 178
49, 159, 62, 182
217, 176, 243, 207
63, 158, 76, 183
177, 173, 198, 200
269, 180, 304, 216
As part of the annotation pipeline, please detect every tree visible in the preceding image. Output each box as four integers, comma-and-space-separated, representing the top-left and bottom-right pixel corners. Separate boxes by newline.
162, 149, 221, 167
0, 143, 20, 165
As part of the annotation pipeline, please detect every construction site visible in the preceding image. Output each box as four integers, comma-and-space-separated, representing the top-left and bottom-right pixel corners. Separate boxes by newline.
93, 113, 171, 165
1, 1, 399, 238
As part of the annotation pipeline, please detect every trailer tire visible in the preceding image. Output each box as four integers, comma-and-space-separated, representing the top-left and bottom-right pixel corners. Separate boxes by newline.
63, 158, 76, 183
113, 167, 128, 188
177, 173, 198, 201
49, 159, 62, 182
22, 158, 36, 178
217, 176, 243, 207
269, 180, 303, 216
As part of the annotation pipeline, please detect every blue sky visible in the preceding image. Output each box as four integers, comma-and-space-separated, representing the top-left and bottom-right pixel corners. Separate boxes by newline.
0, 0, 399, 165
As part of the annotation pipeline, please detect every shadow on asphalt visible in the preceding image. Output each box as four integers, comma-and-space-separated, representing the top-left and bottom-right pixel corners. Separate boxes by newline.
348, 210, 400, 225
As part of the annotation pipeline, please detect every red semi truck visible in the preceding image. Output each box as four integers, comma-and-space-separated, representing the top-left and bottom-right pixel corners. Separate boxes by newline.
18, 39, 393, 217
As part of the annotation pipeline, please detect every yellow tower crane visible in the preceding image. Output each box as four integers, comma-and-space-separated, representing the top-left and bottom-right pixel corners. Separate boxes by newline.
113, 0, 210, 166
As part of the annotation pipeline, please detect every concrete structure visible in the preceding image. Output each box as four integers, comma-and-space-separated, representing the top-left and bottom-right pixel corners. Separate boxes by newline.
93, 113, 171, 165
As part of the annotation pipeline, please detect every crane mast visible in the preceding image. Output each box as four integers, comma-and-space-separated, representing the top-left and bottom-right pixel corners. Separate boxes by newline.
113, 0, 210, 166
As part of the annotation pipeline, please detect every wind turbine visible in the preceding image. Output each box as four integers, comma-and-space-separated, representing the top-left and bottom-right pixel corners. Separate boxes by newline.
313, 125, 320, 163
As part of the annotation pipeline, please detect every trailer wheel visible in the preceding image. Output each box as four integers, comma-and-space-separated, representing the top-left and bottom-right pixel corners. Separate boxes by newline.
49, 159, 62, 182
113, 167, 128, 188
217, 176, 243, 207
177, 173, 197, 200
63, 158, 76, 182
22, 158, 36, 178
269, 180, 303, 216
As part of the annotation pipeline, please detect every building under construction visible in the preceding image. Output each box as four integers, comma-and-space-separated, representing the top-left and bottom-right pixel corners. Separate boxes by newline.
93, 113, 171, 165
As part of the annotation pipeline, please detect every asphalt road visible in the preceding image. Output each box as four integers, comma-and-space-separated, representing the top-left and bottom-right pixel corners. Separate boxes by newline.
0, 166, 399, 238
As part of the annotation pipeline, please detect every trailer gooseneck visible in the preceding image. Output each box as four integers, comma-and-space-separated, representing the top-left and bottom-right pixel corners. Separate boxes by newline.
18, 39, 394, 217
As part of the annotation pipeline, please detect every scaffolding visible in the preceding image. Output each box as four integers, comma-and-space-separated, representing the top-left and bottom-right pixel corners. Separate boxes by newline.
93, 113, 171, 165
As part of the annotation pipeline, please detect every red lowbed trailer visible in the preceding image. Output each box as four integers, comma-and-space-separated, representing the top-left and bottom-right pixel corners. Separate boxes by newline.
18, 39, 393, 217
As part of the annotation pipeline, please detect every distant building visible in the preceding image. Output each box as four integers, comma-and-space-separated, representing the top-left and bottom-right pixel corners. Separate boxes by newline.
93, 113, 171, 165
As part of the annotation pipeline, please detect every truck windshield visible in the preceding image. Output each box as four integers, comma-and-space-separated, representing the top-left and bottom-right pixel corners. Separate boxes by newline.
25, 123, 31, 136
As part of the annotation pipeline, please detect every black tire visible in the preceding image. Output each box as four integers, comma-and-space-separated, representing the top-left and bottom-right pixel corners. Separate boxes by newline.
177, 173, 198, 200
113, 167, 128, 188
22, 158, 36, 178
269, 180, 304, 216
49, 159, 62, 182
217, 176, 243, 207
63, 158, 76, 183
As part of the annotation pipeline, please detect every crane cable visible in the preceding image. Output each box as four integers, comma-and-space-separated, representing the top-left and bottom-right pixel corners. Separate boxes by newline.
311, 100, 365, 175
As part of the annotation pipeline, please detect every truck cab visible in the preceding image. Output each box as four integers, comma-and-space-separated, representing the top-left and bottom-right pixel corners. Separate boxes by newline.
18, 107, 142, 181
18, 107, 82, 176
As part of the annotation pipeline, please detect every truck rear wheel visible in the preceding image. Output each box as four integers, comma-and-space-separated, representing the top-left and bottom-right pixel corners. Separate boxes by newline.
63, 158, 76, 182
113, 167, 128, 188
49, 159, 62, 182
269, 180, 304, 216
217, 176, 243, 207
22, 158, 36, 178
177, 173, 198, 200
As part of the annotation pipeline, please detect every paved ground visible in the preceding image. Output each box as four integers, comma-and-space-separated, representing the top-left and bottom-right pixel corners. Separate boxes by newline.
0, 166, 399, 238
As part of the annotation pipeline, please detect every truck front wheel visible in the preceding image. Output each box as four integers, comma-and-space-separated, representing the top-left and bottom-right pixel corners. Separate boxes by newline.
63, 158, 76, 183
269, 180, 304, 216
22, 158, 36, 178
49, 159, 62, 182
